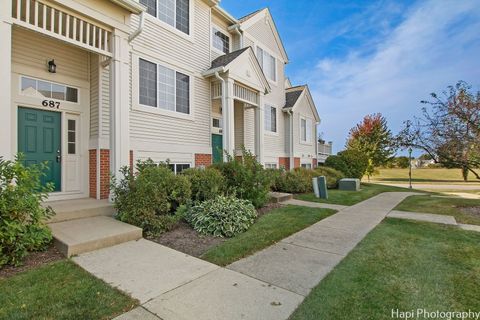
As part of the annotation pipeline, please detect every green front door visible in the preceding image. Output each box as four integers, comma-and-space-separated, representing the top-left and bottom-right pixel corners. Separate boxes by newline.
212, 134, 223, 164
18, 107, 61, 191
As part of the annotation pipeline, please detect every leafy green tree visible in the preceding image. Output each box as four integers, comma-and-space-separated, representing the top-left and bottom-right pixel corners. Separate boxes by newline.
395, 156, 410, 169
347, 113, 396, 180
325, 149, 368, 180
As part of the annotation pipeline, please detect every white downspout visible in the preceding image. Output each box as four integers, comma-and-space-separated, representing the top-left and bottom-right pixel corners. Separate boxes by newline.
214, 71, 227, 159
288, 109, 294, 170
232, 25, 243, 49
128, 12, 145, 42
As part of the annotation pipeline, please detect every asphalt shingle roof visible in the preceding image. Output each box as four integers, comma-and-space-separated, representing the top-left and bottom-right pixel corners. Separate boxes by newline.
238, 9, 263, 23
210, 48, 250, 69
284, 86, 305, 109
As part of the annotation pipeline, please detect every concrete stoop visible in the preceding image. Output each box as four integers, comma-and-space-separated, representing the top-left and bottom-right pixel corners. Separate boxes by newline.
269, 192, 293, 203
49, 216, 142, 257
46, 198, 115, 223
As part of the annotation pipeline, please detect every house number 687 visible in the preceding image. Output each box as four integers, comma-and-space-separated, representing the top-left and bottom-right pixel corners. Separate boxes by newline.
42, 100, 60, 109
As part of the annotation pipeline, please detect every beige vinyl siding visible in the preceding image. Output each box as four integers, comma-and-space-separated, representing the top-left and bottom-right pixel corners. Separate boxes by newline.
244, 37, 254, 48
100, 65, 110, 138
243, 108, 255, 152
211, 13, 232, 60
129, 0, 211, 150
293, 97, 317, 159
234, 101, 244, 151
247, 18, 283, 57
12, 28, 89, 82
89, 54, 99, 138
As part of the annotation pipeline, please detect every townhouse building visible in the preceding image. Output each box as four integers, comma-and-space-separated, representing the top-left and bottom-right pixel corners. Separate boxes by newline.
0, 0, 320, 201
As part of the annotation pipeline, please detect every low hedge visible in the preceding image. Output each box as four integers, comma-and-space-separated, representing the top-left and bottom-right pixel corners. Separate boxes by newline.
270, 166, 344, 193
182, 167, 225, 202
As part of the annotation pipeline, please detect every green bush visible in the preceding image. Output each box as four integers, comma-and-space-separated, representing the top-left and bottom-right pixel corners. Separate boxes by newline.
182, 167, 225, 202
0, 156, 54, 267
213, 149, 272, 208
314, 166, 345, 188
186, 195, 257, 238
111, 160, 191, 236
325, 150, 368, 179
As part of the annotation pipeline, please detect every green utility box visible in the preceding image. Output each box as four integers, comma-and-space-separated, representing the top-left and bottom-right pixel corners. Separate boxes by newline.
317, 176, 328, 199
339, 178, 360, 191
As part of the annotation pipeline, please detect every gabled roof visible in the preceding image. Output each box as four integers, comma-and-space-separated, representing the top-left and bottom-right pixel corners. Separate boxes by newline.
284, 86, 305, 109
210, 48, 249, 69
238, 8, 289, 63
284, 85, 320, 122
203, 47, 271, 94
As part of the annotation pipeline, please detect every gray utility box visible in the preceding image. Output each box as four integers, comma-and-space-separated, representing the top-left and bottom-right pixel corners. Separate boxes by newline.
339, 178, 360, 191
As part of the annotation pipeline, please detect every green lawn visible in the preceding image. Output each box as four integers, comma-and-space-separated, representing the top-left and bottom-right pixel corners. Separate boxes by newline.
395, 195, 480, 225
0, 260, 137, 320
201, 205, 336, 266
290, 218, 480, 320
371, 168, 478, 183
294, 183, 413, 206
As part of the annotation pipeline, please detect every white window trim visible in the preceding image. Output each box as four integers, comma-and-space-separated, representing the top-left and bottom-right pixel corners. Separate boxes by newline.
264, 104, 278, 136
253, 42, 278, 86
170, 163, 191, 174
299, 115, 313, 145
143, 0, 194, 43
134, 56, 195, 121
211, 24, 230, 55
19, 75, 80, 105
264, 163, 278, 169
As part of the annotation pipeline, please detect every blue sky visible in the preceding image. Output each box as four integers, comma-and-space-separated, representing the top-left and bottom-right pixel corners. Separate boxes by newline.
221, 0, 480, 154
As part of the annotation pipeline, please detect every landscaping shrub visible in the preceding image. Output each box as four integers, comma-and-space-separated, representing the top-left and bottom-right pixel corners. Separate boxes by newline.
182, 167, 225, 202
0, 156, 54, 267
314, 166, 345, 188
186, 195, 257, 238
325, 149, 368, 179
111, 160, 191, 236
213, 149, 272, 208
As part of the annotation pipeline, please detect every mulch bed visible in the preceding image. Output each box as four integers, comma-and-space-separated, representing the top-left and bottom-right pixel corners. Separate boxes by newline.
458, 206, 480, 218
150, 203, 284, 257
0, 245, 64, 279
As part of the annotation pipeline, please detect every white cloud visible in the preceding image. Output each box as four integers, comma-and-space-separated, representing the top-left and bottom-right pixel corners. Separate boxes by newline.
296, 0, 480, 152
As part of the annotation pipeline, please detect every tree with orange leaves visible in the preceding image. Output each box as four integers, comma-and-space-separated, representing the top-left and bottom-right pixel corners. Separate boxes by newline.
347, 113, 396, 180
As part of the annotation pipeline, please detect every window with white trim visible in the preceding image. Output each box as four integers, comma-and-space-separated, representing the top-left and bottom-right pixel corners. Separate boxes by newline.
264, 163, 277, 169
300, 117, 313, 143
212, 27, 230, 54
21, 76, 78, 103
140, 0, 190, 35
139, 58, 190, 114
256, 46, 276, 81
301, 163, 312, 169
264, 105, 277, 132
168, 163, 190, 174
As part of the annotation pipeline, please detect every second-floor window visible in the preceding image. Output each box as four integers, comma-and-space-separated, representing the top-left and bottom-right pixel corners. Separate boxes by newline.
212, 27, 230, 54
300, 117, 313, 143
140, 0, 190, 35
256, 46, 276, 82
139, 58, 190, 114
264, 105, 277, 132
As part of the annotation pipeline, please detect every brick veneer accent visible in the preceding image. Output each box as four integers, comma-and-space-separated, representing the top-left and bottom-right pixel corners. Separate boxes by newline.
129, 150, 134, 172
294, 157, 300, 169
279, 157, 290, 170
99, 149, 110, 200
312, 158, 318, 168
89, 149, 97, 198
195, 153, 212, 167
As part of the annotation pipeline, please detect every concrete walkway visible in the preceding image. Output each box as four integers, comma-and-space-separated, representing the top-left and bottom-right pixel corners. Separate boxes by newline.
283, 198, 348, 211
228, 192, 417, 297
388, 210, 458, 225
75, 192, 417, 319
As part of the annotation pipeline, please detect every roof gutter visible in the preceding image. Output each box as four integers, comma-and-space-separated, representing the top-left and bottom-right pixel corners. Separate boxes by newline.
110, 0, 145, 14
202, 66, 226, 77
128, 11, 145, 42
228, 24, 243, 49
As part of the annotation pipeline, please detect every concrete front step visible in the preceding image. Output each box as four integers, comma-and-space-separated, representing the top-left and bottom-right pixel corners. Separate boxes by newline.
269, 192, 293, 203
49, 216, 142, 257
46, 198, 115, 223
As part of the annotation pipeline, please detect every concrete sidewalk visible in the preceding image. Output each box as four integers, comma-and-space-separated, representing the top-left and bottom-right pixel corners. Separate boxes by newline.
229, 192, 418, 296
75, 192, 417, 320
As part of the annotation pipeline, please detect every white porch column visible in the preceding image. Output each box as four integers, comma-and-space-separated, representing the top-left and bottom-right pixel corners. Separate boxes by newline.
254, 93, 265, 165
223, 78, 235, 160
110, 30, 130, 181
0, 1, 12, 159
